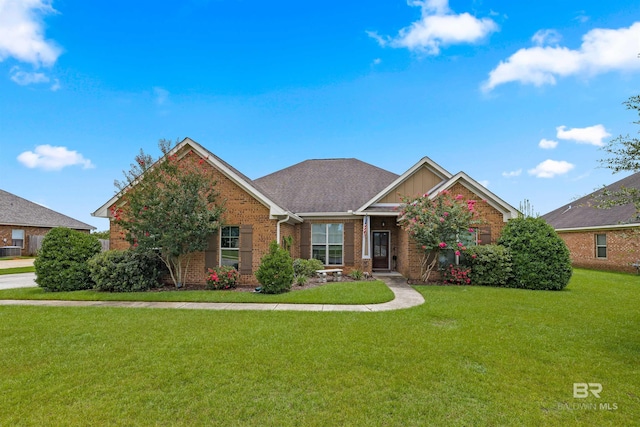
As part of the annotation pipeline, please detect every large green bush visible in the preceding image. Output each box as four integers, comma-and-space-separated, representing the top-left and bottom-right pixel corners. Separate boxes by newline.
88, 250, 162, 292
462, 245, 512, 287
498, 217, 572, 290
293, 258, 324, 278
256, 241, 294, 294
34, 227, 101, 292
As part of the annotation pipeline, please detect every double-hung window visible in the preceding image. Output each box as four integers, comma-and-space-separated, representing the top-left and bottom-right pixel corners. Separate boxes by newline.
12, 229, 24, 248
312, 223, 343, 265
221, 226, 240, 267
595, 234, 607, 259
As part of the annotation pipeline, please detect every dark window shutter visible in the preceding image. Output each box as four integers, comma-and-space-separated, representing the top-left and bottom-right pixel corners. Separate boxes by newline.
478, 226, 492, 245
344, 222, 354, 265
239, 225, 253, 275
300, 222, 311, 259
204, 230, 219, 270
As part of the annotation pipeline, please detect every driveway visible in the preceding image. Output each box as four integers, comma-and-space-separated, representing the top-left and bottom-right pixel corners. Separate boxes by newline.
0, 273, 37, 290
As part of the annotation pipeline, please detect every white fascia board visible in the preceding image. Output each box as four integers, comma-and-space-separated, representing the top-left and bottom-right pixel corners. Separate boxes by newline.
356, 156, 452, 213
555, 223, 640, 232
296, 212, 357, 219
435, 172, 520, 222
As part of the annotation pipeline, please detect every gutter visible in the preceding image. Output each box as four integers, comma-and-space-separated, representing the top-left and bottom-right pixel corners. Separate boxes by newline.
276, 215, 290, 245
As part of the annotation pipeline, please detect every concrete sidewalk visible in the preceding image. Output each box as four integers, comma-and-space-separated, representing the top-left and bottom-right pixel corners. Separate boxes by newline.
0, 275, 425, 312
0, 273, 37, 290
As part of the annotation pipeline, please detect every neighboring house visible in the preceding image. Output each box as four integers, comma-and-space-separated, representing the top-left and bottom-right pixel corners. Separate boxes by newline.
93, 138, 519, 284
0, 189, 96, 256
542, 172, 640, 274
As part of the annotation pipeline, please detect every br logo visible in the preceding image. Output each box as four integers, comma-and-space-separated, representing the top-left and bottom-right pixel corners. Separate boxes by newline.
573, 383, 602, 398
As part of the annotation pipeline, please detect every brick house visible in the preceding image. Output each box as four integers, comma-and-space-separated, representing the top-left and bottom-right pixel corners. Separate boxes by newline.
0, 189, 96, 256
92, 138, 519, 285
542, 172, 640, 274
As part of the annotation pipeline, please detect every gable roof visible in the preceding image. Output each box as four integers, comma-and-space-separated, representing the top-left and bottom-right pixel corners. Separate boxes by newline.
0, 189, 95, 230
254, 159, 399, 214
93, 138, 301, 222
435, 172, 520, 221
542, 172, 640, 230
357, 156, 452, 213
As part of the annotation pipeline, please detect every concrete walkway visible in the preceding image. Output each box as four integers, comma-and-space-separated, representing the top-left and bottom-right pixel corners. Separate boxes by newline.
0, 275, 425, 312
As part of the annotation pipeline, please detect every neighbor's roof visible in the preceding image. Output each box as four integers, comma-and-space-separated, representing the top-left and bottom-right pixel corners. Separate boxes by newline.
0, 189, 95, 230
542, 172, 640, 230
254, 159, 399, 214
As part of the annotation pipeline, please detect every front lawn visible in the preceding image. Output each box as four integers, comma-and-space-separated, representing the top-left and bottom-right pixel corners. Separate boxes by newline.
0, 266, 35, 275
0, 280, 394, 305
0, 268, 637, 425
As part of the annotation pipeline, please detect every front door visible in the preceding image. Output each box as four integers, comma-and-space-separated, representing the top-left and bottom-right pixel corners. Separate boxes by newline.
372, 231, 390, 270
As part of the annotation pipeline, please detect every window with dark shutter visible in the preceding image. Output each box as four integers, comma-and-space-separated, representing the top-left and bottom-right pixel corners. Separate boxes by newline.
300, 222, 311, 260
478, 226, 491, 245
239, 225, 253, 275
204, 231, 219, 271
344, 222, 354, 265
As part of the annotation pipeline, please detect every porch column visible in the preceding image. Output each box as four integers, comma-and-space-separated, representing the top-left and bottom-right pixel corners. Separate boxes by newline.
362, 215, 371, 259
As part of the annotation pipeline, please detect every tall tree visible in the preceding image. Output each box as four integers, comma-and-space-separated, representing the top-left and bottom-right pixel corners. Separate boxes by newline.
113, 139, 225, 287
598, 95, 640, 210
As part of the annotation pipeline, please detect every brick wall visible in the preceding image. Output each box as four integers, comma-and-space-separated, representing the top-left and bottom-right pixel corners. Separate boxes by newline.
108, 149, 276, 286
398, 184, 511, 281
558, 228, 640, 273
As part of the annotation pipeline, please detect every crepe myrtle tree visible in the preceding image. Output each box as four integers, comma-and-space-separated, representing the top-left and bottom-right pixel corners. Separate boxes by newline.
398, 190, 481, 282
597, 95, 640, 211
113, 139, 225, 288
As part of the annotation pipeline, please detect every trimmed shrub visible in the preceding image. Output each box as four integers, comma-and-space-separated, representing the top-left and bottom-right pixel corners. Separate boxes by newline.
206, 266, 240, 290
498, 217, 572, 290
34, 227, 101, 292
462, 245, 512, 287
256, 241, 294, 294
293, 258, 324, 278
88, 250, 162, 292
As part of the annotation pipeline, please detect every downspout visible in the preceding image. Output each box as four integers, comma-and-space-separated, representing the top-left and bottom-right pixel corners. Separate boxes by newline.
276, 215, 290, 246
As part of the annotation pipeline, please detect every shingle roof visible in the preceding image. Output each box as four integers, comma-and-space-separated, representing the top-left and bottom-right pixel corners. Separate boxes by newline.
0, 189, 95, 230
542, 172, 640, 229
254, 159, 399, 213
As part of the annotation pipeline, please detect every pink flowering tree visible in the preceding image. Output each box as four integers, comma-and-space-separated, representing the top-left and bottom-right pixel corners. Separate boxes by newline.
398, 190, 481, 282
113, 139, 225, 288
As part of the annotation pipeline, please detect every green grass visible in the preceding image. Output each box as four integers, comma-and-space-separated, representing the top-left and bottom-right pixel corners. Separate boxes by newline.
0, 266, 35, 275
0, 280, 394, 305
0, 268, 638, 426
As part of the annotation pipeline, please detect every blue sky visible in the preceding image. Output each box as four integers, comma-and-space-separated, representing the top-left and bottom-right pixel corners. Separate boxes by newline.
1, 0, 640, 231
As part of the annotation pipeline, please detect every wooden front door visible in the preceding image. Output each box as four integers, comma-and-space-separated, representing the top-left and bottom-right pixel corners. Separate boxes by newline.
372, 231, 390, 270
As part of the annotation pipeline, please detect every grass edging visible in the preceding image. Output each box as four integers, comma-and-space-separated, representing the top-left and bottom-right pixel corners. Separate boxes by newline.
0, 280, 394, 305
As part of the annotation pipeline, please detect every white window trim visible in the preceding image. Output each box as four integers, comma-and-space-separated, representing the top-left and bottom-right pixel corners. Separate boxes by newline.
595, 233, 607, 259
11, 229, 25, 249
220, 226, 240, 267
311, 223, 344, 266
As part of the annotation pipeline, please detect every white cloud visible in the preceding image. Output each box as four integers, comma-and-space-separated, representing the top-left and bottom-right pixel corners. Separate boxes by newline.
556, 124, 610, 147
478, 180, 490, 188
502, 169, 522, 178
50, 78, 60, 91
528, 160, 574, 178
538, 138, 558, 149
10, 68, 49, 85
0, 0, 61, 67
368, 0, 498, 55
372, 58, 382, 65
153, 87, 169, 106
17, 145, 95, 171
531, 29, 561, 46
483, 22, 640, 91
